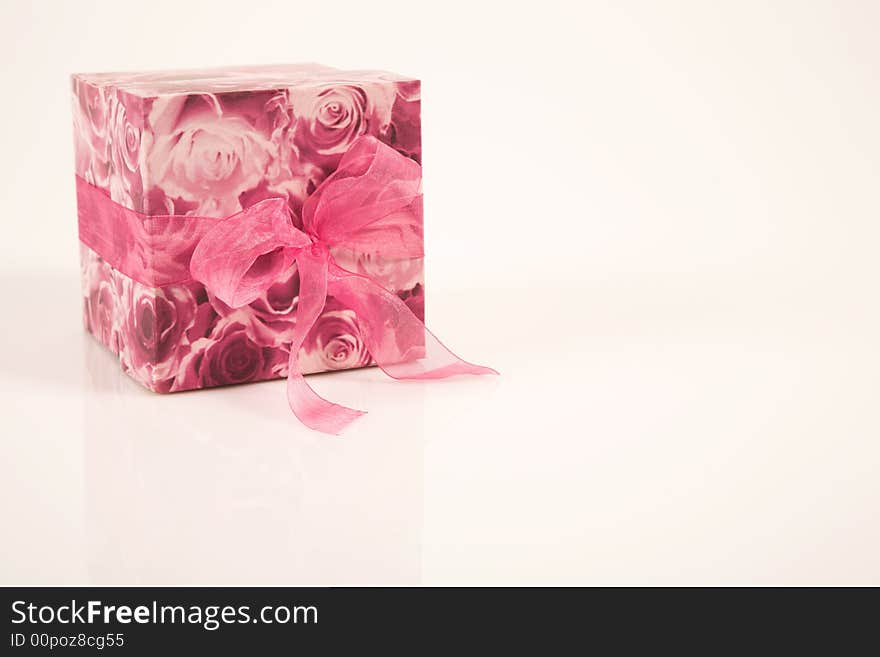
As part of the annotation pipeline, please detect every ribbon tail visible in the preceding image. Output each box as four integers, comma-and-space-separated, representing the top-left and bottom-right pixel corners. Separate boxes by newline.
327, 262, 499, 381
287, 249, 366, 434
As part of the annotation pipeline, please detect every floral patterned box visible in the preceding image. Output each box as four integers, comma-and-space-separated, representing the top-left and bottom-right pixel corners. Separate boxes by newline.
72, 64, 423, 393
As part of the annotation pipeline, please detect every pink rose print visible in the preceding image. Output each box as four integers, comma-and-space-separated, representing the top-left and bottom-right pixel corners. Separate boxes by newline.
290, 84, 394, 165
298, 301, 372, 373
383, 80, 422, 163
72, 77, 111, 187
147, 94, 275, 216
173, 317, 284, 389
123, 281, 200, 389
111, 100, 141, 173
331, 250, 423, 294
82, 255, 122, 354
107, 92, 145, 209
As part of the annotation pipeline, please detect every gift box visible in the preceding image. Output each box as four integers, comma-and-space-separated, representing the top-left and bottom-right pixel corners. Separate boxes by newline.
72, 63, 494, 433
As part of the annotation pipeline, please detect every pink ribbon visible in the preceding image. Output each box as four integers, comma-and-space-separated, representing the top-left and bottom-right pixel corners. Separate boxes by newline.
77, 136, 496, 434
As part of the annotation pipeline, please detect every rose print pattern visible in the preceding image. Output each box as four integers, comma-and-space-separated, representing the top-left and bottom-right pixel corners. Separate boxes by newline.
147, 94, 277, 216
81, 250, 125, 354
107, 91, 145, 209
173, 316, 287, 391
122, 281, 201, 389
72, 77, 112, 189
73, 65, 422, 392
298, 300, 373, 374
290, 83, 395, 167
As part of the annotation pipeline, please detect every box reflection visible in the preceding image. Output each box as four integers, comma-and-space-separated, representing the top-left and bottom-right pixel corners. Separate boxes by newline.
83, 338, 425, 584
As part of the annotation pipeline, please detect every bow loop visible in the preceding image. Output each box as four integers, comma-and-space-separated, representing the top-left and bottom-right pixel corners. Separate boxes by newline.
190, 197, 311, 308
302, 137, 423, 259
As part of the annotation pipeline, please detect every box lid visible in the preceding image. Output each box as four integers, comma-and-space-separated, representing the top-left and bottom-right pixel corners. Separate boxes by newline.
72, 63, 417, 97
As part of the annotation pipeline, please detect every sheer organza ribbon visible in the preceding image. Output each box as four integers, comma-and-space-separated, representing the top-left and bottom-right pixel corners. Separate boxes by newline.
77, 136, 496, 434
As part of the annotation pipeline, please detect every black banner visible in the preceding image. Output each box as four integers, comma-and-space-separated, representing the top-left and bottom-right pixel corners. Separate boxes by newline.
1, 587, 875, 653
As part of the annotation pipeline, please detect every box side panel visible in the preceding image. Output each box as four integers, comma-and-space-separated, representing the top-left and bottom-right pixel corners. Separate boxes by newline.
74, 78, 158, 390
139, 77, 425, 386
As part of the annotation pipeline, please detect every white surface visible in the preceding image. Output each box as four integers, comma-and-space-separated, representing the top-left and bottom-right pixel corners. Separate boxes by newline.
1, 0, 880, 584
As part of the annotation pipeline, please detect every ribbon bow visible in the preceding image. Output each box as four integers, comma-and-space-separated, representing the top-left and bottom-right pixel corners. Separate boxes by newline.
189, 137, 496, 434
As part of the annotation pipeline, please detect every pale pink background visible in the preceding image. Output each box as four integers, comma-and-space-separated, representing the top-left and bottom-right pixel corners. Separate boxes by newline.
2, 0, 879, 586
